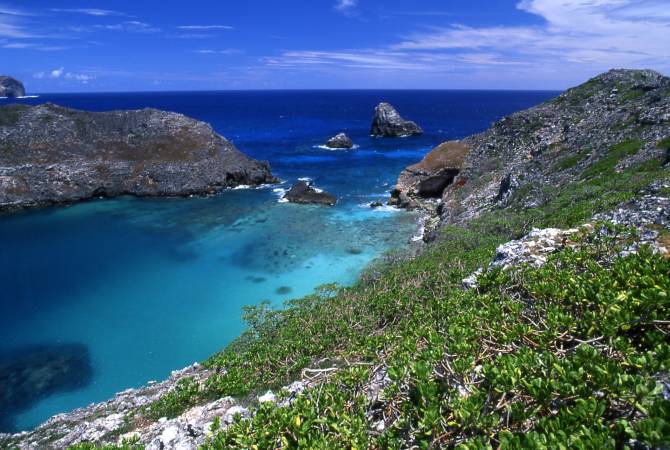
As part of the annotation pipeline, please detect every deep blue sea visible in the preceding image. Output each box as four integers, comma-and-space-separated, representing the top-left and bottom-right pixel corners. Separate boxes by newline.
0, 90, 557, 432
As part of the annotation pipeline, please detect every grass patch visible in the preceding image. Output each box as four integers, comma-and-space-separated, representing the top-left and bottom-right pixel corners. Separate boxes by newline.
552, 148, 590, 171
581, 139, 643, 179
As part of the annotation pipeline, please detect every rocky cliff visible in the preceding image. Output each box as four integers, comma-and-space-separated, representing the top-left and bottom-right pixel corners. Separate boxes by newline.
392, 69, 669, 236
0, 103, 275, 212
0, 76, 25, 98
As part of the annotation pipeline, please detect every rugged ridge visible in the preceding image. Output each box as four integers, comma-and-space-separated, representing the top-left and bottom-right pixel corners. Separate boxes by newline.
391, 69, 670, 236
0, 103, 276, 212
0, 76, 25, 98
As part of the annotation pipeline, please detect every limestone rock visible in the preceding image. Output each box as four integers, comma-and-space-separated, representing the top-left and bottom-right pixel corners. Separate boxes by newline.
0, 76, 25, 98
389, 140, 469, 209
370, 102, 423, 137
325, 132, 353, 149
284, 181, 337, 206
0, 103, 276, 212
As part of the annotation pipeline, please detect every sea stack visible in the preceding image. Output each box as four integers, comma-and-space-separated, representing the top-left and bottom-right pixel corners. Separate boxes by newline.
370, 102, 423, 137
284, 181, 337, 206
0, 76, 26, 98
325, 132, 353, 149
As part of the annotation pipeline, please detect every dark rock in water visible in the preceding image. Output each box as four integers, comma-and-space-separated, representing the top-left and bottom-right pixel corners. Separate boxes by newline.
325, 133, 353, 149
370, 102, 423, 137
0, 344, 93, 432
390, 140, 469, 209
276, 286, 292, 295
284, 181, 337, 206
346, 247, 363, 255
0, 76, 25, 98
0, 103, 276, 212
369, 201, 384, 208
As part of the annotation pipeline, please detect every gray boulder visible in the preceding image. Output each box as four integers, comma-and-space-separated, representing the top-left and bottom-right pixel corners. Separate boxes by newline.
325, 132, 353, 149
371, 102, 423, 137
0, 76, 25, 98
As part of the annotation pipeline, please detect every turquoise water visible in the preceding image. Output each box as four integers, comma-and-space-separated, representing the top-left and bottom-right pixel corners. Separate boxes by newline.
0, 90, 558, 431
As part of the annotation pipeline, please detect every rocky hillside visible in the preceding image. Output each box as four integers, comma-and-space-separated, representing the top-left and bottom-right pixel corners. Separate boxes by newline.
392, 69, 670, 234
0, 103, 275, 212
1, 69, 668, 449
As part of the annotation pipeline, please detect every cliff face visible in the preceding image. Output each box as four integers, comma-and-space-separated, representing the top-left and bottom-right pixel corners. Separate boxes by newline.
392, 69, 670, 234
0, 103, 275, 211
0, 76, 25, 98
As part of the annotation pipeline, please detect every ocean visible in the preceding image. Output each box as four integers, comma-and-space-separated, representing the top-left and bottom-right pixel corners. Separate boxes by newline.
0, 89, 557, 432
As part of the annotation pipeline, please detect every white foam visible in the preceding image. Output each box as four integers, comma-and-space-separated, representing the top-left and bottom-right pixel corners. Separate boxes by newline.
359, 203, 400, 213
312, 144, 360, 151
18, 95, 39, 99
312, 188, 323, 193
411, 217, 426, 242
297, 177, 312, 182
277, 198, 289, 203
233, 184, 251, 190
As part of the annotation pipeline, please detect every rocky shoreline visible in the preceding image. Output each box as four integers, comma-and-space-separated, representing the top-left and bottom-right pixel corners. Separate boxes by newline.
0, 103, 276, 213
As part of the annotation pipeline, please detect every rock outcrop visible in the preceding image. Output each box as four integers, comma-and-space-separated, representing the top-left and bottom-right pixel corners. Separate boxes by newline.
370, 102, 423, 137
391, 69, 670, 235
389, 140, 469, 209
0, 103, 276, 212
284, 181, 337, 206
0, 76, 25, 98
325, 132, 353, 149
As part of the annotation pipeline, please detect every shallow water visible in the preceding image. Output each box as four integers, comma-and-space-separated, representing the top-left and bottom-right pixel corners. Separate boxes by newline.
0, 89, 557, 431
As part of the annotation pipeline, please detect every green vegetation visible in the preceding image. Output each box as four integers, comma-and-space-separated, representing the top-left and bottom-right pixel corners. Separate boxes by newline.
206, 234, 669, 449
581, 139, 643, 179
69, 436, 144, 450
68, 141, 669, 449
0, 104, 28, 127
552, 148, 591, 171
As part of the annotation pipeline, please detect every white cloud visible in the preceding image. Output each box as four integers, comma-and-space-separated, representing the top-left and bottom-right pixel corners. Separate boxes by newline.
2, 42, 66, 50
96, 21, 160, 33
51, 8, 126, 17
34, 68, 95, 84
178, 25, 234, 30
393, 0, 670, 72
335, 0, 357, 15
194, 48, 241, 55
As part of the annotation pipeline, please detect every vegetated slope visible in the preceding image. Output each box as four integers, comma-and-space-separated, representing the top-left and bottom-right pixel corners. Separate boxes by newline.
2, 69, 668, 449
0, 103, 275, 212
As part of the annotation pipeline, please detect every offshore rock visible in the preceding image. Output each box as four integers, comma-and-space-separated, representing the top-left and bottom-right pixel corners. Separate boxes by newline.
325, 132, 353, 149
0, 76, 25, 98
370, 102, 423, 137
284, 181, 337, 206
0, 103, 275, 212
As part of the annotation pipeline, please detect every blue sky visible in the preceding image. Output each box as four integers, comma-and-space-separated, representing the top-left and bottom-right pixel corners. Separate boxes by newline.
1, 0, 669, 92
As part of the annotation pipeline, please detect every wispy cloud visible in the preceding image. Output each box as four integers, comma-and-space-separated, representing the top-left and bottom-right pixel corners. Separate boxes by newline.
95, 21, 160, 33
335, 0, 357, 15
2, 42, 67, 50
177, 25, 234, 30
51, 8, 126, 17
194, 48, 242, 55
0, 3, 38, 38
393, 0, 670, 70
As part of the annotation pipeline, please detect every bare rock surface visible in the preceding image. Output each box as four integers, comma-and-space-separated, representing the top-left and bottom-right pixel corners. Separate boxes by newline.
0, 76, 25, 98
370, 102, 423, 137
325, 132, 353, 149
0, 103, 276, 212
284, 180, 337, 206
